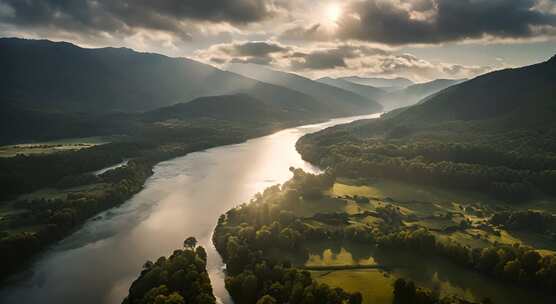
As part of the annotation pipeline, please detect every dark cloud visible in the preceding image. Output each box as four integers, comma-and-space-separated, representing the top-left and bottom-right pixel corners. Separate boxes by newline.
289, 45, 386, 70
290, 49, 348, 70
339, 0, 556, 44
199, 41, 291, 66
0, 0, 276, 40
224, 41, 289, 57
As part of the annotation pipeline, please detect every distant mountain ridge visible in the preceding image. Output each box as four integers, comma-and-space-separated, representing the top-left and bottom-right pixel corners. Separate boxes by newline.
226, 63, 382, 115
339, 76, 414, 88
317, 76, 463, 111
316, 77, 386, 101
379, 78, 465, 110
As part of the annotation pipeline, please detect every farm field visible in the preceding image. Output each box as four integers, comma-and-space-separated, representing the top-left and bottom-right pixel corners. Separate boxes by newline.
0, 136, 116, 157
287, 178, 556, 303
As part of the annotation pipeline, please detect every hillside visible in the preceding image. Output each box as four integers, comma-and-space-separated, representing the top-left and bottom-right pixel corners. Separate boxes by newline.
0, 38, 328, 116
390, 56, 556, 124
226, 63, 383, 114
297, 55, 556, 201
316, 77, 387, 101
142, 94, 290, 123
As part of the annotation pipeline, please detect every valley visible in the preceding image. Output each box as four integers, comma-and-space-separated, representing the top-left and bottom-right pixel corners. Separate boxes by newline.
0, 31, 555, 304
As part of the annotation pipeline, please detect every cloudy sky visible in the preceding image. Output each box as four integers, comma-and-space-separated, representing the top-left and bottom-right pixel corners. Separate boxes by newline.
1, 0, 555, 82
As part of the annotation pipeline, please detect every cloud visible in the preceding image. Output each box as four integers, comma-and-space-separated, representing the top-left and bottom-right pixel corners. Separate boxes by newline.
337, 0, 556, 44
222, 41, 289, 57
0, 0, 280, 42
196, 40, 292, 66
194, 40, 494, 81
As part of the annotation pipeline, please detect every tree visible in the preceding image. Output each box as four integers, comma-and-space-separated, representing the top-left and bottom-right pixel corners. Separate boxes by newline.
184, 237, 198, 249
256, 295, 277, 304
196, 246, 208, 262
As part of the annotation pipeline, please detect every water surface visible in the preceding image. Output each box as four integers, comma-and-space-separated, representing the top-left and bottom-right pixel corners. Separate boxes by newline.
0, 114, 380, 304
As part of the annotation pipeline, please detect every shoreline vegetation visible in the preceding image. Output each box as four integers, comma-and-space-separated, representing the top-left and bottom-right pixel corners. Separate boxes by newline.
212, 168, 556, 304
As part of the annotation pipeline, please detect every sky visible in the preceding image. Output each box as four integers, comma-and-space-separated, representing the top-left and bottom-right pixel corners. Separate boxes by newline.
1, 0, 555, 82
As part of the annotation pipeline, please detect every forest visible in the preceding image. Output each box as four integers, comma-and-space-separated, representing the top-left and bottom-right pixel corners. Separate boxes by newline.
122, 237, 216, 304
297, 119, 556, 202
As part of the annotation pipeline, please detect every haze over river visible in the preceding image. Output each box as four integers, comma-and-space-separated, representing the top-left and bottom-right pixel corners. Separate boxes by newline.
0, 114, 380, 304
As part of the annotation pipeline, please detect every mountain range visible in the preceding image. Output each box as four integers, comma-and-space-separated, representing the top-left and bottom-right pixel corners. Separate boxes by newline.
339, 76, 414, 88
319, 76, 463, 110
226, 63, 382, 115
0, 38, 383, 144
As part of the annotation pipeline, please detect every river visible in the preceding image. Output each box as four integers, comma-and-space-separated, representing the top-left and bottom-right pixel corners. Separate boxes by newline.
0, 113, 380, 304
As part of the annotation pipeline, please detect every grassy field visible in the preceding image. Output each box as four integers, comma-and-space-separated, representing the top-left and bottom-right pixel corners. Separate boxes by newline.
0, 136, 114, 157
284, 178, 555, 303
304, 243, 378, 267
312, 269, 394, 304
333, 179, 556, 252
332, 178, 492, 206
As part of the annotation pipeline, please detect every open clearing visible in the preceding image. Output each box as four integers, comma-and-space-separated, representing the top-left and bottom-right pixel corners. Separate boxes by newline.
0, 136, 114, 157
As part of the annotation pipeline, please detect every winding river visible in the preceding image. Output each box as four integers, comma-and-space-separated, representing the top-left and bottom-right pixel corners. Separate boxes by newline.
0, 113, 380, 304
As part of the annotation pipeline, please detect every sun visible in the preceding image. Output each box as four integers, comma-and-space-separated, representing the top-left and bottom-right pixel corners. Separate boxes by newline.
325, 3, 342, 23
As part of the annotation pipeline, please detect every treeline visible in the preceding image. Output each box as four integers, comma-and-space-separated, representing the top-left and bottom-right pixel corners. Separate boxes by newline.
297, 131, 556, 202
122, 237, 216, 304
377, 228, 556, 294
0, 159, 153, 280
490, 210, 556, 234
393, 278, 487, 304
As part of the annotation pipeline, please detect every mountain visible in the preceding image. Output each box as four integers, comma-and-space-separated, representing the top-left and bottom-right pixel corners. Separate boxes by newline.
378, 78, 465, 110
316, 77, 387, 101
297, 55, 556, 201
0, 38, 326, 116
226, 63, 383, 115
339, 76, 414, 88
390, 56, 556, 124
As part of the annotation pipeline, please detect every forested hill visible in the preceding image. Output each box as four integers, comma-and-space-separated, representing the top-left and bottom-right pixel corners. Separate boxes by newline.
143, 94, 291, 123
297, 55, 556, 202
0, 38, 372, 117
389, 55, 556, 124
